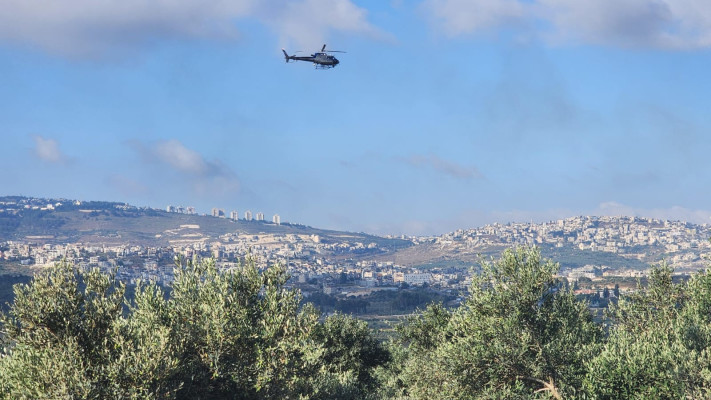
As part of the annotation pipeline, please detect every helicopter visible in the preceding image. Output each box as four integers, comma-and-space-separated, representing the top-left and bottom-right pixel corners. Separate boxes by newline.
282, 44, 345, 69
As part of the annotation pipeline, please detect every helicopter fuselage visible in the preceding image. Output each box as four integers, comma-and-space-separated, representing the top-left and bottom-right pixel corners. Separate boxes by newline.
283, 48, 340, 68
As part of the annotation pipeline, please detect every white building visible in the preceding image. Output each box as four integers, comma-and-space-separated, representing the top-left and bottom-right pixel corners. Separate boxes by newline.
256, 212, 264, 221
230, 210, 239, 221
244, 210, 253, 221
273, 214, 281, 225
404, 273, 432, 286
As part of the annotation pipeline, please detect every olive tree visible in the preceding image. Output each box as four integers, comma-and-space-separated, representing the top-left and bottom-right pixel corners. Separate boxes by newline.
396, 247, 601, 399
0, 261, 175, 399
584, 264, 711, 398
0, 257, 392, 399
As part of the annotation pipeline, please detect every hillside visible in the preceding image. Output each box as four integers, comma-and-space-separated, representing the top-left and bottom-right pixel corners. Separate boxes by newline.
0, 196, 411, 251
377, 216, 711, 272
2, 196, 711, 274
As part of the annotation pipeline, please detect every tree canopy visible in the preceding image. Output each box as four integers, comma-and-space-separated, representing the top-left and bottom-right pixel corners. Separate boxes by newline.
0, 258, 388, 399
3, 247, 711, 399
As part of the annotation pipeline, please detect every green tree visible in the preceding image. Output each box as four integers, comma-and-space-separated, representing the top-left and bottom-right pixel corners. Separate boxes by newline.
0, 261, 176, 399
584, 264, 711, 398
143, 257, 324, 399
375, 302, 452, 399
310, 313, 390, 398
395, 247, 601, 399
395, 302, 451, 355
1, 258, 379, 399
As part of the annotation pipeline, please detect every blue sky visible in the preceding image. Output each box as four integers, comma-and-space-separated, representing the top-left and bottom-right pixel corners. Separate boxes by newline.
1, 0, 711, 235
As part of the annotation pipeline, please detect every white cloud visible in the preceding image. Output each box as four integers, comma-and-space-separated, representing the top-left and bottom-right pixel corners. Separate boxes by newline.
421, 0, 711, 49
0, 0, 383, 57
420, 0, 526, 37
32, 135, 67, 164
261, 0, 388, 49
153, 139, 210, 175
400, 153, 484, 180
0, 0, 249, 57
128, 139, 240, 194
540, 0, 711, 49
131, 139, 231, 176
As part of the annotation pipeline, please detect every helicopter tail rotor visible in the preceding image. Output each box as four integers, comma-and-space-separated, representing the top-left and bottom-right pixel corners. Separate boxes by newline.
282, 48, 291, 62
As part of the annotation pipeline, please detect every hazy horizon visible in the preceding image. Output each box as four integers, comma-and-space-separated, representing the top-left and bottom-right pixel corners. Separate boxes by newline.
4, 194, 711, 240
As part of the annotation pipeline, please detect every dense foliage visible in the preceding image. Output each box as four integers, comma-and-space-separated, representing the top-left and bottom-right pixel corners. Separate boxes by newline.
0, 275, 30, 313
3, 247, 711, 399
389, 247, 601, 399
584, 263, 711, 398
0, 258, 388, 399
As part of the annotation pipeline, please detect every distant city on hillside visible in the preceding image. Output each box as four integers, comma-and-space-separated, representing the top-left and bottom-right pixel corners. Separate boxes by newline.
1, 195, 710, 297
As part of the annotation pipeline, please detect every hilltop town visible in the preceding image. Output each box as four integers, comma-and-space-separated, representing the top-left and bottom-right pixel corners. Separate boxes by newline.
400, 215, 711, 275
2, 197, 711, 297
